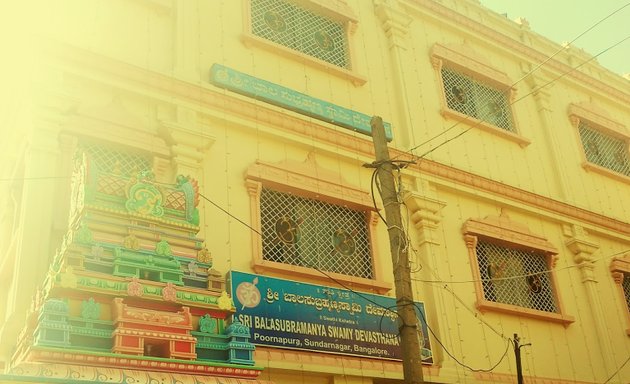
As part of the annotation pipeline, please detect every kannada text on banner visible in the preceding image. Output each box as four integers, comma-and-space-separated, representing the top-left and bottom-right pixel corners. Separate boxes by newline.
229, 271, 432, 362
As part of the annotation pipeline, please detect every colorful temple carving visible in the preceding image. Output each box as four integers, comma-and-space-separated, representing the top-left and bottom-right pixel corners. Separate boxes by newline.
5, 148, 264, 383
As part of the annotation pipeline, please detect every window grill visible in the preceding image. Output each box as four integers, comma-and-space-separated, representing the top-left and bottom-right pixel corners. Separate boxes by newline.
476, 241, 558, 313
250, 0, 350, 69
260, 188, 373, 279
578, 123, 630, 177
82, 144, 152, 177
623, 274, 630, 314
441, 67, 515, 132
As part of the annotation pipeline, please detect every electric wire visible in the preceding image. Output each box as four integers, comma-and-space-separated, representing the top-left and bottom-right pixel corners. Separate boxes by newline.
198, 192, 262, 236
199, 168, 510, 373
406, 33, 630, 162
602, 355, 630, 384
414, 302, 513, 372
198, 188, 404, 339
392, 2, 630, 161
412, 247, 630, 284
371, 163, 512, 371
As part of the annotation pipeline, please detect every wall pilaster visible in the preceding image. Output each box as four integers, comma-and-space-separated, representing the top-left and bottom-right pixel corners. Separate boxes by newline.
564, 224, 614, 379
159, 107, 215, 179
375, 0, 414, 149
403, 184, 447, 368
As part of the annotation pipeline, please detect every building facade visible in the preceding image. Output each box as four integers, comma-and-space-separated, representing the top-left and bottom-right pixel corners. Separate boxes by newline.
1, 0, 630, 383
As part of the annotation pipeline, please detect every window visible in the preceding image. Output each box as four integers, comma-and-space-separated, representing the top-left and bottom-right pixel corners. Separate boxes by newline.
250, 0, 349, 68
82, 143, 152, 178
245, 155, 390, 293
431, 44, 529, 146
577, 122, 630, 177
476, 240, 557, 313
441, 68, 515, 132
610, 255, 630, 335
260, 188, 372, 279
463, 213, 573, 324
570, 102, 630, 182
242, 0, 366, 85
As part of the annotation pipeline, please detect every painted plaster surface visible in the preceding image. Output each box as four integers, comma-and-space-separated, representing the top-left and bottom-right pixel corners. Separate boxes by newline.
1, 0, 630, 383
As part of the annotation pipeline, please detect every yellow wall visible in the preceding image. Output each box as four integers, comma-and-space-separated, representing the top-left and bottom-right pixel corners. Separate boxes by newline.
1, 0, 630, 383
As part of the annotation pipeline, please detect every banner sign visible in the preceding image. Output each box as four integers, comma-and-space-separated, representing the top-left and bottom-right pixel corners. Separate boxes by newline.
210, 64, 393, 141
229, 271, 432, 362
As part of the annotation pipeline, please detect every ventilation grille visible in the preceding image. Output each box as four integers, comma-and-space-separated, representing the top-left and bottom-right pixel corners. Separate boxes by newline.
260, 188, 373, 279
476, 241, 557, 313
82, 144, 151, 177
623, 274, 630, 314
251, 0, 350, 68
441, 67, 514, 132
578, 123, 630, 176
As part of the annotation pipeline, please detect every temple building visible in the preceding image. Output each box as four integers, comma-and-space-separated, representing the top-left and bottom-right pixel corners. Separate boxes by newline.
1, 0, 629, 383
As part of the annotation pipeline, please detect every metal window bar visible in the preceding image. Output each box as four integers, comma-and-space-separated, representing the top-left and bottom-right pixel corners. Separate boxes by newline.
81, 144, 152, 177
251, 0, 350, 69
260, 188, 373, 279
476, 241, 558, 313
578, 123, 630, 177
441, 67, 515, 132
623, 274, 630, 314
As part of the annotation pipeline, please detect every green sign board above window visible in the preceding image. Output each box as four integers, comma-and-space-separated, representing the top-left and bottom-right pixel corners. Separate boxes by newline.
210, 64, 393, 141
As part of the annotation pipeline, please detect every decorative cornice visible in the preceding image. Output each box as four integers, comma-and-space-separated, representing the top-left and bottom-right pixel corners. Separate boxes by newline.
402, 0, 630, 106
564, 225, 599, 265
245, 153, 373, 210
412, 158, 630, 237
304, 0, 358, 22
565, 238, 599, 263
44, 41, 630, 239
403, 191, 446, 231
610, 254, 630, 276
16, 349, 263, 379
568, 102, 628, 139
375, 2, 413, 50
50, 269, 232, 311
431, 43, 512, 89
462, 213, 558, 254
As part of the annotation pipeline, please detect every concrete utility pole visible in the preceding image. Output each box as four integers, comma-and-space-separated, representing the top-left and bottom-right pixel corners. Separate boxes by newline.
368, 116, 424, 383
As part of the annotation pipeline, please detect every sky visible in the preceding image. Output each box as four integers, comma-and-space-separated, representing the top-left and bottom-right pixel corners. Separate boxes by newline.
479, 0, 630, 76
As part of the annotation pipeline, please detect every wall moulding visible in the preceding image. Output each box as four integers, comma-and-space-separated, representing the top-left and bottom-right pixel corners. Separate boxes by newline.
568, 102, 628, 139
46, 41, 630, 240
401, 0, 630, 107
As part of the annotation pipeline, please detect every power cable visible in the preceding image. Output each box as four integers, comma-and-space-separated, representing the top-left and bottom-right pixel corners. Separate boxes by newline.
391, 1, 630, 162
198, 190, 404, 339
198, 192, 261, 236
602, 355, 630, 384
408, 33, 630, 162
412, 248, 630, 284
414, 301, 512, 372
199, 172, 509, 373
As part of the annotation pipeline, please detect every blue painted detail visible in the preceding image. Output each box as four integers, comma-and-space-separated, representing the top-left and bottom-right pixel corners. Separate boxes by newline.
210, 64, 393, 141
229, 271, 433, 362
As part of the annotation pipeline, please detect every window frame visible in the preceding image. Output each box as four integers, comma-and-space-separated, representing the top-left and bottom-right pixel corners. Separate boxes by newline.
431, 44, 530, 147
241, 0, 366, 86
569, 102, 630, 183
610, 254, 630, 336
245, 157, 391, 294
462, 214, 574, 325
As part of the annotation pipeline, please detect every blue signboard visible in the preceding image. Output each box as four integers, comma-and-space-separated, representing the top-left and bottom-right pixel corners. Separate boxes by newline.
210, 64, 393, 141
229, 271, 432, 362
